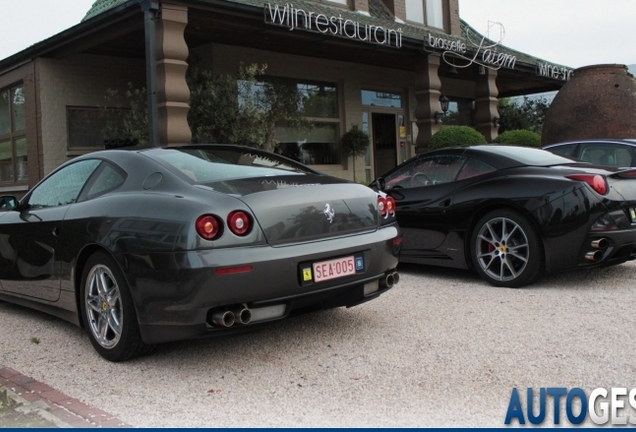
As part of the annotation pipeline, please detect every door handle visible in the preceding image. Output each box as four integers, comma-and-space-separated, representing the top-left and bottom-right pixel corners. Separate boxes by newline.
439, 199, 451, 208
52, 227, 60, 237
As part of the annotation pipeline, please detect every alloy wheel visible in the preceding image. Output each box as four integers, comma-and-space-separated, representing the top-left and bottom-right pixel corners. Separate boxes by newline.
475, 216, 530, 282
84, 264, 123, 349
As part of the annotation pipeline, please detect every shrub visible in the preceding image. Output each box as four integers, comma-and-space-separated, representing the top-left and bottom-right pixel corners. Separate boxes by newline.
428, 126, 486, 150
493, 129, 542, 147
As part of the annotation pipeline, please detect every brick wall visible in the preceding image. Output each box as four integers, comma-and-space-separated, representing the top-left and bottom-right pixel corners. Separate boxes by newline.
36, 54, 145, 175
448, 0, 461, 36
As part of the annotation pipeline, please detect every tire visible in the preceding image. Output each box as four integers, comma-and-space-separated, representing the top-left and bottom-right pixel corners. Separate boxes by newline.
470, 209, 543, 288
80, 252, 155, 361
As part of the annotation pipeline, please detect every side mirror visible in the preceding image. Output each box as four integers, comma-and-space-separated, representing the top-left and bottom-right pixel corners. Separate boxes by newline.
0, 196, 18, 211
371, 177, 386, 191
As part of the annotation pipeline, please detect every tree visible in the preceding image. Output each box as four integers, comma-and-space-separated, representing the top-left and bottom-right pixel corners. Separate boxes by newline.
497, 96, 551, 135
340, 127, 370, 182
102, 84, 148, 147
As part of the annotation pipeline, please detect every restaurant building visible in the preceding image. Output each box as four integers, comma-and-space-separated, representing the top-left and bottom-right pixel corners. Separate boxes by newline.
0, 0, 573, 197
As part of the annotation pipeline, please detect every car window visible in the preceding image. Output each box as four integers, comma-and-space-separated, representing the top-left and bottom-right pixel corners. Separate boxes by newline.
149, 147, 313, 183
457, 158, 496, 180
579, 144, 633, 167
28, 159, 101, 208
548, 144, 577, 157
385, 154, 466, 188
86, 163, 126, 199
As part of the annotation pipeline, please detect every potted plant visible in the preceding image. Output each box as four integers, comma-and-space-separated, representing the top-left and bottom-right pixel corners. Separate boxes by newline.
341, 126, 370, 182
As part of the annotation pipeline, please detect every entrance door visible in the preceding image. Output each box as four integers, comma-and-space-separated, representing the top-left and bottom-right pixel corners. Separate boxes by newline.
372, 113, 397, 177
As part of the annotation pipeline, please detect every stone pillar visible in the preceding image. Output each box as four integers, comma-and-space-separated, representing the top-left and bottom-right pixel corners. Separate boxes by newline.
155, 4, 191, 144
351, 0, 369, 13
413, 54, 442, 153
382, 0, 406, 21
474, 67, 499, 142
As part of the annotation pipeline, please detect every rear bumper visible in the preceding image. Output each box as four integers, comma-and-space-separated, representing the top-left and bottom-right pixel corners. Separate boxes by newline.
115, 225, 401, 344
575, 230, 636, 267
544, 227, 636, 273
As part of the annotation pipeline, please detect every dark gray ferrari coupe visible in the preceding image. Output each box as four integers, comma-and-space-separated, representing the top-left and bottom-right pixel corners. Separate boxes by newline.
0, 145, 401, 361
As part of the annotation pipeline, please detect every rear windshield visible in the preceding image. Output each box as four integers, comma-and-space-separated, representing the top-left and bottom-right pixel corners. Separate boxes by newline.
477, 145, 576, 166
148, 147, 313, 183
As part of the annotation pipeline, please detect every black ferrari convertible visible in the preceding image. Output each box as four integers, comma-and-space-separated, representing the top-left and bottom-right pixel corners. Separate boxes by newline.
374, 145, 636, 288
0, 145, 401, 361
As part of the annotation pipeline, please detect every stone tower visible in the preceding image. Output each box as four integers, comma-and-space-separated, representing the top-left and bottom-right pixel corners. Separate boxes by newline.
542, 64, 636, 145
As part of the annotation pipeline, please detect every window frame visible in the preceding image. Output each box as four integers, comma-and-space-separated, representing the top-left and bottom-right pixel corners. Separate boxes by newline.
0, 83, 27, 186
259, 76, 342, 166
66, 106, 131, 155
404, 0, 447, 31
26, 159, 103, 209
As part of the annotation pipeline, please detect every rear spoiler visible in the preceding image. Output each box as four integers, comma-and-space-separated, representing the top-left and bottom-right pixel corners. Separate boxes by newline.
609, 168, 636, 179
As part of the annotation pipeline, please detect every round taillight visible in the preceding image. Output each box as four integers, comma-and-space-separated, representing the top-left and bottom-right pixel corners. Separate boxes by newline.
378, 196, 387, 217
566, 174, 608, 195
592, 175, 608, 195
386, 196, 396, 216
228, 211, 251, 236
196, 215, 221, 240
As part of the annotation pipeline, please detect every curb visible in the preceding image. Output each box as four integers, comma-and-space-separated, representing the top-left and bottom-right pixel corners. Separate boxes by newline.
0, 367, 130, 427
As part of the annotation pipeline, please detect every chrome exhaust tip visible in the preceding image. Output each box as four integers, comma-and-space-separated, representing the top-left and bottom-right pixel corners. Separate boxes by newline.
233, 305, 252, 325
591, 238, 608, 249
385, 273, 395, 288
585, 250, 603, 261
211, 310, 235, 327
391, 271, 400, 285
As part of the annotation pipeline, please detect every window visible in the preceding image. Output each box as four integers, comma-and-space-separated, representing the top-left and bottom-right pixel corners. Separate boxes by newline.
28, 160, 101, 208
547, 144, 576, 158
385, 154, 466, 188
86, 163, 126, 199
67, 107, 129, 150
362, 90, 402, 108
577, 144, 634, 168
405, 0, 445, 29
0, 84, 27, 184
457, 158, 496, 180
278, 122, 341, 165
257, 78, 340, 165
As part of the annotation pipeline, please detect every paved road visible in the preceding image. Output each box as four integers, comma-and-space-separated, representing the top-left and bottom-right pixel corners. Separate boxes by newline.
1, 262, 635, 427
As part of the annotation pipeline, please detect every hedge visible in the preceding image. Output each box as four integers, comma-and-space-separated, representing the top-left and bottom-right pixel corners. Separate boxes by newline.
428, 126, 487, 150
493, 129, 542, 147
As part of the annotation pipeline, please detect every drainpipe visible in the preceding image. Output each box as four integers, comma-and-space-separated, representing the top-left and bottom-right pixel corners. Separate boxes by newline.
141, 0, 160, 147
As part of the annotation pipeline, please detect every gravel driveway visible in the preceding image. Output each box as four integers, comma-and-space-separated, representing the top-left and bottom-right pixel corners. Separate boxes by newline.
1, 261, 635, 427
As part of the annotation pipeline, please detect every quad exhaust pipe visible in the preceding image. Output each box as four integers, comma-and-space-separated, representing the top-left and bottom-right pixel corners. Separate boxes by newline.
585, 238, 608, 262
385, 271, 400, 288
591, 238, 608, 249
209, 304, 251, 328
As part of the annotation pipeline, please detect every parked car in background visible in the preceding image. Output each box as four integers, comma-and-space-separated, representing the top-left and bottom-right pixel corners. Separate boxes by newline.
0, 145, 401, 362
543, 139, 636, 168
372, 145, 636, 288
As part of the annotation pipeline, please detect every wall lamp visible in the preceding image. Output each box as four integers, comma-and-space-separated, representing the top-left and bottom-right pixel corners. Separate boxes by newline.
434, 95, 450, 124
493, 116, 500, 128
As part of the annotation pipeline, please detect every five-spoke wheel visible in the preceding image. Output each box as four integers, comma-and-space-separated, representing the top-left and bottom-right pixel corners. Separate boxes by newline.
84, 263, 123, 349
80, 252, 154, 361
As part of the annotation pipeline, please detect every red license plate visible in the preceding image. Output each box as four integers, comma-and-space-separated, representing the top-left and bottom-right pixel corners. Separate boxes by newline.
312, 256, 356, 283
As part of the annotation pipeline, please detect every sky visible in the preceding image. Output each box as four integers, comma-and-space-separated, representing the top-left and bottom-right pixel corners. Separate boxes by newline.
1, 0, 635, 69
